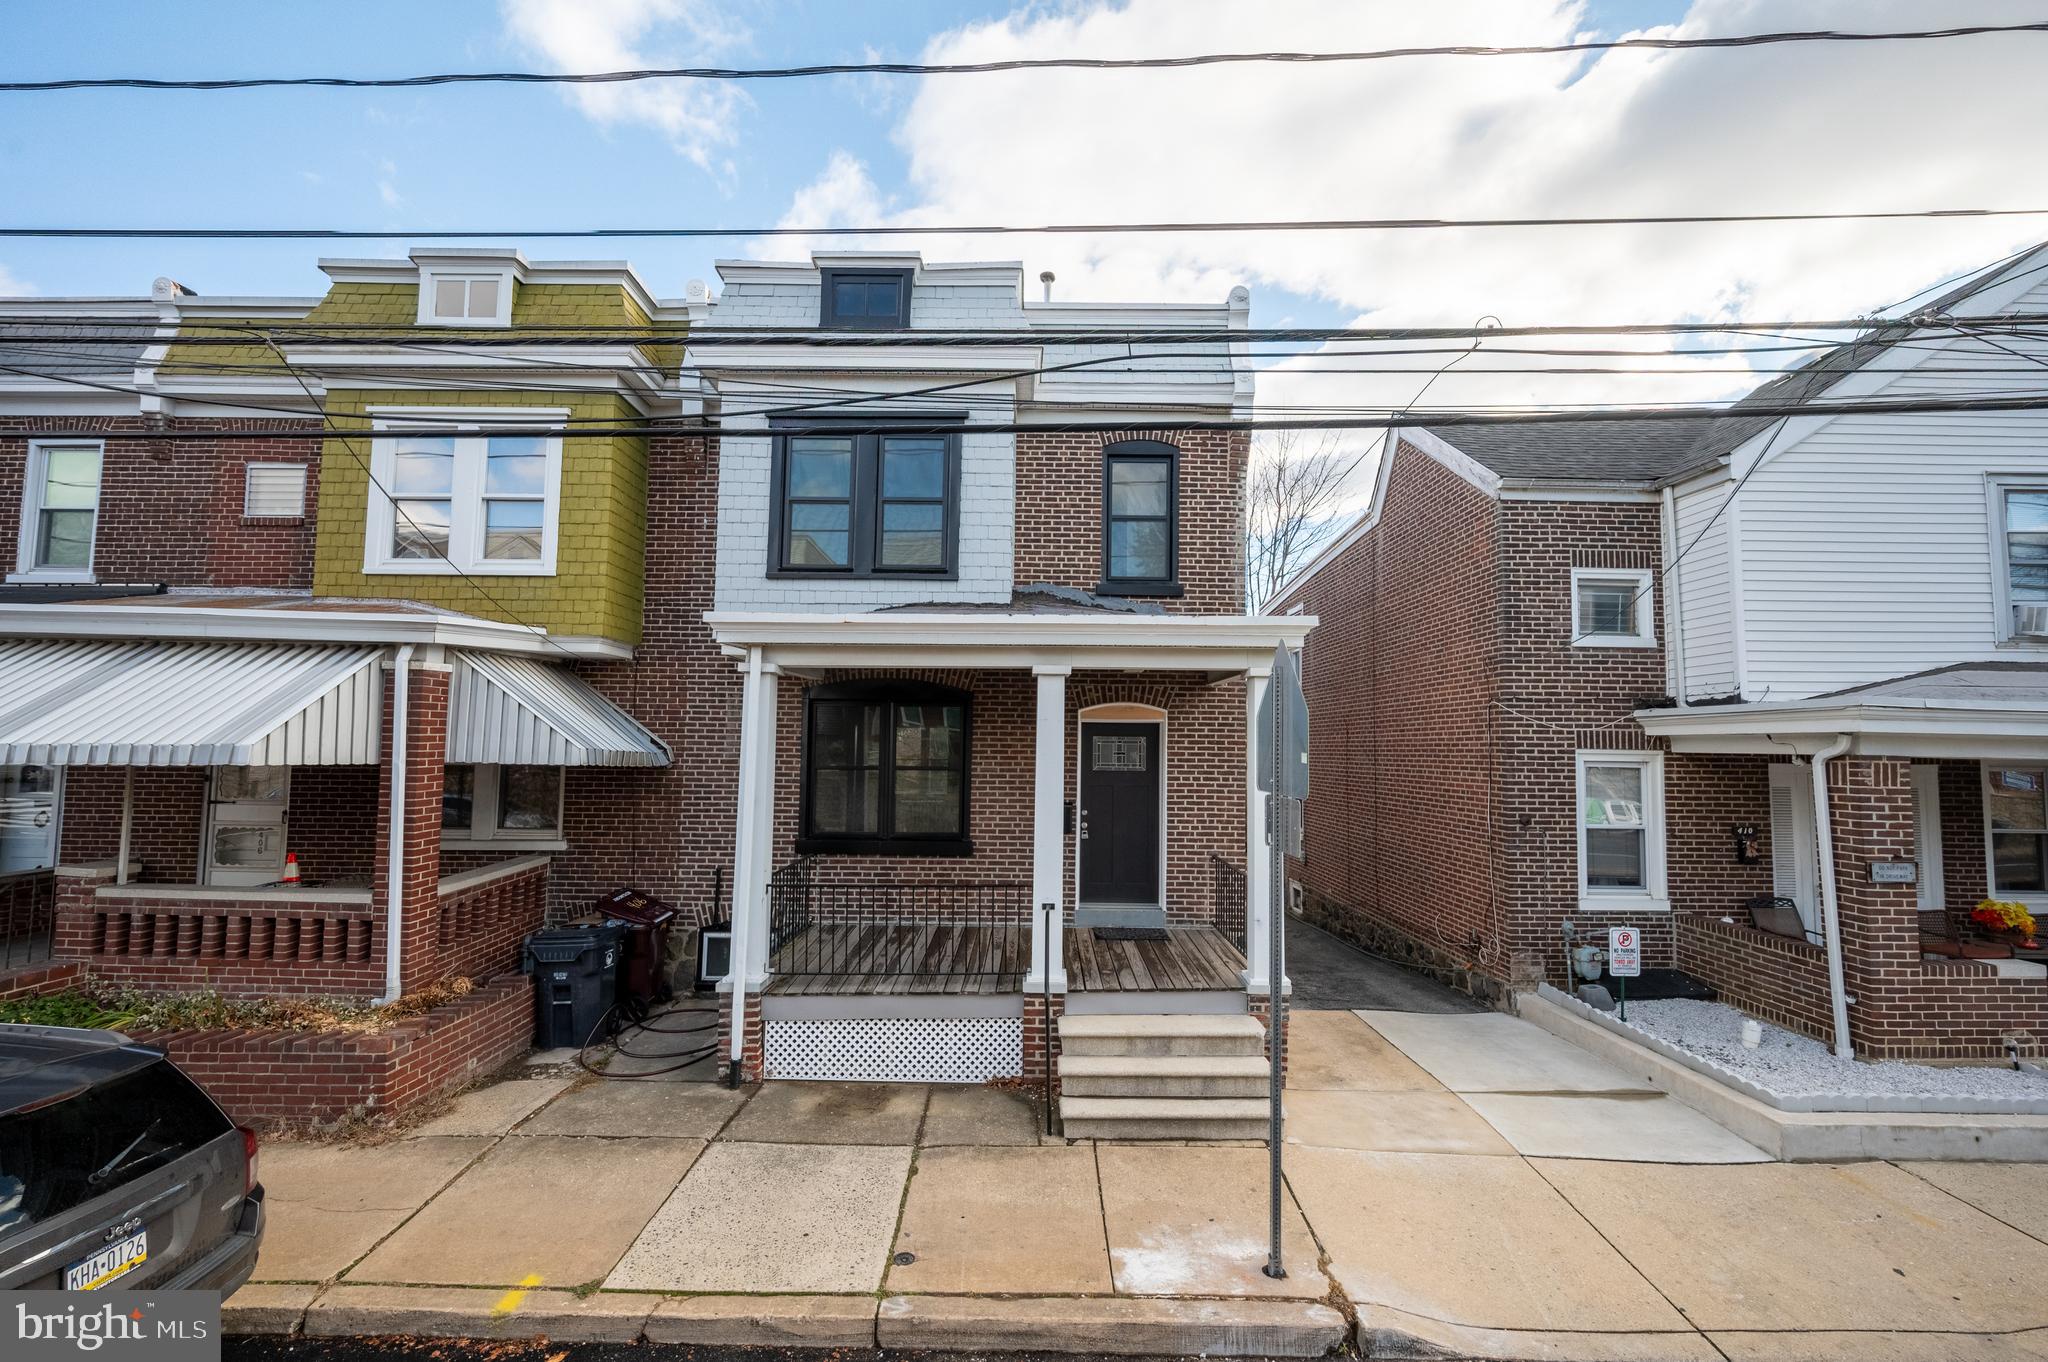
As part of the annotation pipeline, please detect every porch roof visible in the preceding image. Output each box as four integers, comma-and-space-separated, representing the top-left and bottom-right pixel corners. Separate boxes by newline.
0, 638, 384, 766
0, 638, 668, 768
705, 608, 1316, 674
1636, 662, 2048, 758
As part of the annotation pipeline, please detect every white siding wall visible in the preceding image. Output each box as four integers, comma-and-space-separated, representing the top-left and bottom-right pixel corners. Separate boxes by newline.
1733, 283, 2048, 698
1671, 475, 1739, 698
710, 280, 1025, 330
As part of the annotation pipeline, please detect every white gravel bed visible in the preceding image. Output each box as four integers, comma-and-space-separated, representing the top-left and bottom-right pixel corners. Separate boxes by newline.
1614, 998, 2048, 1103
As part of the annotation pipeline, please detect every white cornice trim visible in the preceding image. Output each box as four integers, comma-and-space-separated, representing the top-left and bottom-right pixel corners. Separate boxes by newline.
706, 610, 1314, 672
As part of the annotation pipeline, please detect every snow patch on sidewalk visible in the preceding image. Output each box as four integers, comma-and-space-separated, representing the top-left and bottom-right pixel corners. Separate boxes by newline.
1616, 999, 2048, 1102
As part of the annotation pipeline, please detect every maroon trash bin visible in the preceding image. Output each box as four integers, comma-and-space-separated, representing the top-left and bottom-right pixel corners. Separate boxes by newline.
596, 887, 680, 1008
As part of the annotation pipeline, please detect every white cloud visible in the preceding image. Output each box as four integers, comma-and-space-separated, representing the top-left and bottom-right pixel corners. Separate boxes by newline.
769, 0, 2048, 504
0, 264, 35, 297
500, 0, 749, 170
377, 159, 403, 208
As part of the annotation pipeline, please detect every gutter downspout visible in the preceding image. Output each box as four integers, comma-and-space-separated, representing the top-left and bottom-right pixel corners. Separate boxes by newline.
381, 643, 415, 1005
1660, 485, 1687, 705
1811, 732, 1855, 1059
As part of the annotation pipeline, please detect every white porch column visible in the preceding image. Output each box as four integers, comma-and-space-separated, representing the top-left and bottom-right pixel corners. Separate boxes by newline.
1027, 665, 1070, 991
725, 650, 777, 998
1243, 665, 1274, 993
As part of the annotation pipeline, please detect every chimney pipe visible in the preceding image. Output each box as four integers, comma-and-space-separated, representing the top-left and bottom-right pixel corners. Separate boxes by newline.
1039, 270, 1055, 302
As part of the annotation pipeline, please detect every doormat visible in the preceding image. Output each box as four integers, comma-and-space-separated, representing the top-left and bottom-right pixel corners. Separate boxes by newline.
1092, 927, 1170, 942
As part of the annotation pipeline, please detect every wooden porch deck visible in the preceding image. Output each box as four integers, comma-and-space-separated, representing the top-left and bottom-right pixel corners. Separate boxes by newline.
762, 923, 1245, 997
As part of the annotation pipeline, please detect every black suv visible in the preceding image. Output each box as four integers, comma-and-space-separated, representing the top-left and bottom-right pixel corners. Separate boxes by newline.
0, 1024, 264, 1292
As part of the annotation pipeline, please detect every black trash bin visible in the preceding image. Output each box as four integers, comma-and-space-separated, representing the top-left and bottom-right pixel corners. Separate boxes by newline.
523, 923, 624, 1049
595, 887, 679, 1010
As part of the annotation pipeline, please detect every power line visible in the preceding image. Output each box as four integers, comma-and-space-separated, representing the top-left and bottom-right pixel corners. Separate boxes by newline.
9, 206, 2048, 240
8, 22, 2044, 92
10, 387, 2048, 441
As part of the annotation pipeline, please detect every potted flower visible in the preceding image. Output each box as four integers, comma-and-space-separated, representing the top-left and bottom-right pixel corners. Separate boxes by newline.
1973, 898, 2040, 949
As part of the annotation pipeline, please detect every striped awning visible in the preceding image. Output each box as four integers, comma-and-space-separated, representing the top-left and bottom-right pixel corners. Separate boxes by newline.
0, 639, 385, 766
447, 651, 671, 768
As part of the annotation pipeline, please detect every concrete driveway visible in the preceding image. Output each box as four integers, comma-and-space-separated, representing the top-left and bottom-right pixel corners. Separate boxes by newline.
232, 1005, 2048, 1360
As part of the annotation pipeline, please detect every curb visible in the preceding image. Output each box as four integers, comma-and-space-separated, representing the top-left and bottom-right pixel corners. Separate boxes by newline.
231, 1282, 1347, 1357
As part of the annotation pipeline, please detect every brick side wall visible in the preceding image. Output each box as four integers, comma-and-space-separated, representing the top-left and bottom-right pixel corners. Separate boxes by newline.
132, 973, 534, 1129
1940, 758, 1987, 911
0, 417, 319, 588
1280, 440, 1502, 982
0, 961, 84, 1001
1012, 428, 1247, 614
59, 769, 209, 883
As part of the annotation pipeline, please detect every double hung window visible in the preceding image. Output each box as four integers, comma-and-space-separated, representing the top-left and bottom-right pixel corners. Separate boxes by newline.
771, 428, 958, 577
1575, 751, 1667, 910
14, 441, 102, 580
442, 764, 564, 846
1100, 441, 1179, 595
366, 413, 562, 574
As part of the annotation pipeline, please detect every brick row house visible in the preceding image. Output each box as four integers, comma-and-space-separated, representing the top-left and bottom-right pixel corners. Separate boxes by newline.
1277, 242, 2048, 1061
0, 251, 1305, 1132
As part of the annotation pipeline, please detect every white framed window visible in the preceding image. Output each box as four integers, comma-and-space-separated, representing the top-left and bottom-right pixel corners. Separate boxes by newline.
442, 764, 565, 849
1989, 477, 2048, 643
417, 271, 513, 326
11, 439, 103, 583
363, 410, 563, 575
243, 462, 308, 518
1571, 568, 1656, 647
1984, 762, 2048, 902
1575, 750, 1667, 911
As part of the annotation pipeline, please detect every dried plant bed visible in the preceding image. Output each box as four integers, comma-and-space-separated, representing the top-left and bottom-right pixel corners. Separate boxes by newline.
1538, 984, 2048, 1115
0, 976, 478, 1034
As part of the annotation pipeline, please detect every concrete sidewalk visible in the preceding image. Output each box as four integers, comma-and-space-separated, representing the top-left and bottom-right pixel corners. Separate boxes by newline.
228, 1008, 2048, 1360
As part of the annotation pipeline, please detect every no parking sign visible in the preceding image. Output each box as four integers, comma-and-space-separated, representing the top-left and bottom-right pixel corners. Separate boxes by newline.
1608, 926, 1641, 977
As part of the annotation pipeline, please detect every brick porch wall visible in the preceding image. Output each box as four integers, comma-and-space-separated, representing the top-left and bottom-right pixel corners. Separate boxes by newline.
133, 973, 534, 1129
764, 668, 1247, 924
434, 858, 549, 982
1674, 915, 1834, 1041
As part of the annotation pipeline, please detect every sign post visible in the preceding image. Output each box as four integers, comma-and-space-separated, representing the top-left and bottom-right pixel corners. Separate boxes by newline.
1608, 925, 1641, 1021
1255, 644, 1308, 1281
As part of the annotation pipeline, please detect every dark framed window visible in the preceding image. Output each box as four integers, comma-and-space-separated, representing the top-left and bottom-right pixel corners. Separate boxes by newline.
800, 681, 971, 855
1099, 440, 1180, 596
769, 422, 961, 577
820, 269, 912, 329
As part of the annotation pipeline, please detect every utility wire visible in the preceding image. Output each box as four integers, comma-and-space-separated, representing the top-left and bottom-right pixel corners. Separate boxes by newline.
9, 206, 2048, 240
8, 22, 2044, 91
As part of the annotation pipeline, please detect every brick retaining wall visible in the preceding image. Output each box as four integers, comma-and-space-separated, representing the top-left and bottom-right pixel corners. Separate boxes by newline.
131, 973, 534, 1128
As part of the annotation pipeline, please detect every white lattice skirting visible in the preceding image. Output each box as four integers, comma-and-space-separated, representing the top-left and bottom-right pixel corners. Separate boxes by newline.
763, 1016, 1024, 1083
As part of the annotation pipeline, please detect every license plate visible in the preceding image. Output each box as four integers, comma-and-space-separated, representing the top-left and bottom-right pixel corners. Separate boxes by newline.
64, 1230, 147, 1290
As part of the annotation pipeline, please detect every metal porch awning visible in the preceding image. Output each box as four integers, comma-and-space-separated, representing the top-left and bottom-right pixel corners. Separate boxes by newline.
0, 639, 385, 766
448, 651, 671, 767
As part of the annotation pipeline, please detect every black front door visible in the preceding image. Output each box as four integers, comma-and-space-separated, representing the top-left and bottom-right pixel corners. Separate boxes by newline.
1079, 722, 1161, 906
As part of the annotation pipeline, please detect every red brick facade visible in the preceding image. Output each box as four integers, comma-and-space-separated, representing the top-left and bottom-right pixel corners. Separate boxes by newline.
0, 416, 320, 589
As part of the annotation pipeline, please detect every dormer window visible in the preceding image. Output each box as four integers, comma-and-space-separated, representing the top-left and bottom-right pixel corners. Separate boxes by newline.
418, 271, 513, 326
821, 269, 911, 329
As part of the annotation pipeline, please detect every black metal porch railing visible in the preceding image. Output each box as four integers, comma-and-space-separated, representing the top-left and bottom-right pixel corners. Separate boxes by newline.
766, 857, 1032, 981
0, 867, 56, 971
1211, 853, 1247, 949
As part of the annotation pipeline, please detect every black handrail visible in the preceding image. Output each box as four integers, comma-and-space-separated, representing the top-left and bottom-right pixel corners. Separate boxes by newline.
767, 859, 1030, 980
1210, 853, 1247, 948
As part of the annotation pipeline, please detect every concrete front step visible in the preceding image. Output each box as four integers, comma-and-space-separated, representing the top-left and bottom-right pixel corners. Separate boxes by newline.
1059, 1053, 1273, 1099
1058, 1012, 1267, 1058
1060, 1096, 1273, 1141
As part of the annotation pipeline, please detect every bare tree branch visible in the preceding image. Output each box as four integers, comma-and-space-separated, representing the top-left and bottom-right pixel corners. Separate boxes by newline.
1245, 428, 1361, 609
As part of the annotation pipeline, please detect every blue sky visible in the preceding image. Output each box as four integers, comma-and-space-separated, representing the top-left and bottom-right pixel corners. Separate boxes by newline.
3, 0, 1686, 319
3, 0, 2039, 450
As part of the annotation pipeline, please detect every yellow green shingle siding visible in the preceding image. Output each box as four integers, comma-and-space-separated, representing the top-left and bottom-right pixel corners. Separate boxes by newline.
311, 388, 649, 646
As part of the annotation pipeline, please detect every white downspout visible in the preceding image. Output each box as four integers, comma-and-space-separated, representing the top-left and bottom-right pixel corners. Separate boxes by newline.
1660, 485, 1687, 705
1811, 733, 1854, 1059
381, 643, 415, 1005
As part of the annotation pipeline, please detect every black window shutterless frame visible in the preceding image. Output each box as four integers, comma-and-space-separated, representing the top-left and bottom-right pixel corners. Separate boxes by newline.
820, 268, 913, 329
767, 414, 964, 579
798, 680, 973, 856
1098, 439, 1182, 597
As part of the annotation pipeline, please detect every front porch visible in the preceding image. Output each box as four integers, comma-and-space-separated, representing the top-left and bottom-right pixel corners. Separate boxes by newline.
764, 919, 1247, 997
